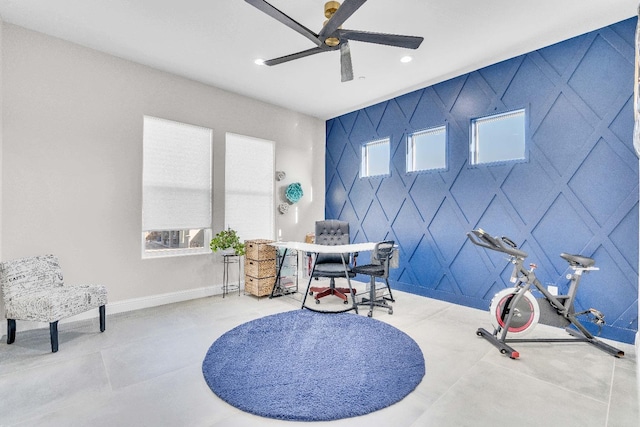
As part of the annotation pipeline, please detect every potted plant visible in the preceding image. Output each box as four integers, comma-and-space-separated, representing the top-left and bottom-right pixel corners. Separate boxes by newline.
210, 228, 246, 256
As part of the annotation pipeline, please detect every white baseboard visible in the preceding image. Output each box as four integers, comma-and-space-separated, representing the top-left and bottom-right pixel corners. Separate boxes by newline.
0, 283, 232, 337
105, 284, 225, 316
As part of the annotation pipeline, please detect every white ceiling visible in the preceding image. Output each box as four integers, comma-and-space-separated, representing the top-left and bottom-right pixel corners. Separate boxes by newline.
0, 0, 637, 120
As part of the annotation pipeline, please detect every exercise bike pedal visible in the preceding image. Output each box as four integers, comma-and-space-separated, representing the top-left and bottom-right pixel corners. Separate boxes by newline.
589, 308, 605, 325
577, 308, 605, 325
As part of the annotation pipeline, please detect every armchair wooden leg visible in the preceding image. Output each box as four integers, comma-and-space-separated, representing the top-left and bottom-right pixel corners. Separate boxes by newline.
99, 305, 106, 332
50, 321, 59, 353
7, 319, 16, 344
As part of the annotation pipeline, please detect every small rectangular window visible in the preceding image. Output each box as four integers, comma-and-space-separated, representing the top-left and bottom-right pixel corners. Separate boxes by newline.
470, 109, 526, 165
361, 138, 390, 177
407, 126, 447, 172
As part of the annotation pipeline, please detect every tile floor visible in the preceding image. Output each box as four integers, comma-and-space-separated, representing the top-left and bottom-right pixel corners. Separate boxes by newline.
0, 282, 638, 427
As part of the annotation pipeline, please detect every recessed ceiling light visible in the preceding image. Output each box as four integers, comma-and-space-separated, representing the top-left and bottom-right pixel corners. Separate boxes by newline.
400, 56, 413, 63
254, 58, 265, 65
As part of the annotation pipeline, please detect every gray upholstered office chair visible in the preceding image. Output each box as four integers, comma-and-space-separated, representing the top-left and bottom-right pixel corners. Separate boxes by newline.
0, 254, 107, 352
352, 241, 395, 317
309, 220, 358, 304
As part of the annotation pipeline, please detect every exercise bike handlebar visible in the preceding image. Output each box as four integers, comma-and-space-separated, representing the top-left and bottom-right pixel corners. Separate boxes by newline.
466, 229, 529, 259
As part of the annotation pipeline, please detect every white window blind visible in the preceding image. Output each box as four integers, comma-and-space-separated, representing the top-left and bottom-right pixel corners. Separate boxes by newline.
142, 116, 212, 231
225, 133, 275, 242
361, 138, 390, 177
407, 126, 447, 172
471, 109, 526, 165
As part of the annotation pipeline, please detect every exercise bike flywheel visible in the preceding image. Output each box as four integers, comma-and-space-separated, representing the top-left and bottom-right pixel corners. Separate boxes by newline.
490, 288, 540, 336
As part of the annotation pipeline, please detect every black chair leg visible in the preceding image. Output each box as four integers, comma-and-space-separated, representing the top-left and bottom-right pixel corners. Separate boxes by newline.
99, 305, 106, 332
366, 276, 374, 316
50, 321, 59, 353
385, 278, 395, 302
7, 319, 16, 344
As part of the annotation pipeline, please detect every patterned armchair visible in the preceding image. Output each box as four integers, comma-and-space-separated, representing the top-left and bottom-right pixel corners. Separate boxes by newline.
0, 254, 107, 352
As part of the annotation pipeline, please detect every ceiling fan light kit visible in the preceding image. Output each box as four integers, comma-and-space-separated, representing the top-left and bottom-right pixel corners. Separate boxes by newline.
245, 0, 424, 82
323, 1, 341, 47
325, 1, 341, 18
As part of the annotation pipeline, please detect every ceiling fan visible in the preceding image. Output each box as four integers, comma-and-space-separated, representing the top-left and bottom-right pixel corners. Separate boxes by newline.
245, 0, 424, 82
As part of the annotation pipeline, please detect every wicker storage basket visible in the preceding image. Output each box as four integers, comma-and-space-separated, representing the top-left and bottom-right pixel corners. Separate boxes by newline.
245, 239, 276, 260
245, 275, 275, 297
245, 258, 276, 278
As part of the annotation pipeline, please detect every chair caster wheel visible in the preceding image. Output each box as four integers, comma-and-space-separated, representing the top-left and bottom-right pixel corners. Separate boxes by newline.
367, 311, 372, 317
315, 299, 320, 304
309, 291, 313, 295
343, 300, 349, 304
389, 309, 393, 315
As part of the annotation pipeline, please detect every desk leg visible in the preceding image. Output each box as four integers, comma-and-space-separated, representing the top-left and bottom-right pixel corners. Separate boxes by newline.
341, 253, 358, 314
301, 251, 358, 314
301, 255, 318, 308
270, 248, 287, 298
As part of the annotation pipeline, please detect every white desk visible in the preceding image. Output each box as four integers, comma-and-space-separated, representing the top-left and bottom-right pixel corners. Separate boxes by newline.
271, 241, 376, 254
271, 241, 377, 313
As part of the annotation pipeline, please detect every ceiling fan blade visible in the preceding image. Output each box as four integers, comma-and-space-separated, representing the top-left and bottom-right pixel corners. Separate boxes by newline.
340, 41, 354, 82
245, 0, 321, 46
264, 46, 329, 66
318, 0, 367, 40
339, 29, 424, 49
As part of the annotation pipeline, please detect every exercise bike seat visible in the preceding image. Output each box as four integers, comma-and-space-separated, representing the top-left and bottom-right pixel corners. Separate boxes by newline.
560, 253, 595, 268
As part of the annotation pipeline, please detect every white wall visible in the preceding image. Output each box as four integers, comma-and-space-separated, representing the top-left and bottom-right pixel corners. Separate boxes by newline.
0, 24, 325, 322
0, 17, 4, 263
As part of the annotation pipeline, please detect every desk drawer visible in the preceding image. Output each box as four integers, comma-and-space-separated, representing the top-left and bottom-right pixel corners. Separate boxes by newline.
245, 258, 276, 278
245, 239, 276, 260
245, 275, 275, 297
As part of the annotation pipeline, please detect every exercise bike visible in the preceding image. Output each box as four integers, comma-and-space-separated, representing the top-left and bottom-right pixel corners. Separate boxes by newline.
467, 228, 625, 359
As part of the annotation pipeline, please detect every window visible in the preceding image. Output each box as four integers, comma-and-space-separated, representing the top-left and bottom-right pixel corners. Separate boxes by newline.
225, 133, 275, 241
361, 138, 390, 177
470, 109, 526, 165
407, 126, 447, 172
142, 116, 212, 258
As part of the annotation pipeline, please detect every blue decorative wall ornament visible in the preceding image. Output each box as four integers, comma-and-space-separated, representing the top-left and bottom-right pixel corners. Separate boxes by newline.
285, 182, 303, 204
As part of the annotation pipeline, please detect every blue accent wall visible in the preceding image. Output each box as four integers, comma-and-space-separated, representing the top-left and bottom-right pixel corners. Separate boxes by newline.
326, 18, 639, 343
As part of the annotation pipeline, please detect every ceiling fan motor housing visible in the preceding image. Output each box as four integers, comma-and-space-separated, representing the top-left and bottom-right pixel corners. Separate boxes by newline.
324, 1, 341, 46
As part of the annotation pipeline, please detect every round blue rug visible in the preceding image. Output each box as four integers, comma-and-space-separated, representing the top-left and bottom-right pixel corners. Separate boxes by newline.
202, 309, 425, 421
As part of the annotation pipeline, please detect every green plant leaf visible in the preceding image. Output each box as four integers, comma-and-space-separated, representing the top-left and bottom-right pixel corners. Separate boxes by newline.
210, 228, 245, 255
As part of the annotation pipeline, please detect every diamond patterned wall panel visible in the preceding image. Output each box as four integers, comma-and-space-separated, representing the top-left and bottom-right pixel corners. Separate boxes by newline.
569, 139, 637, 226
568, 33, 633, 120
533, 94, 594, 175
326, 18, 639, 343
